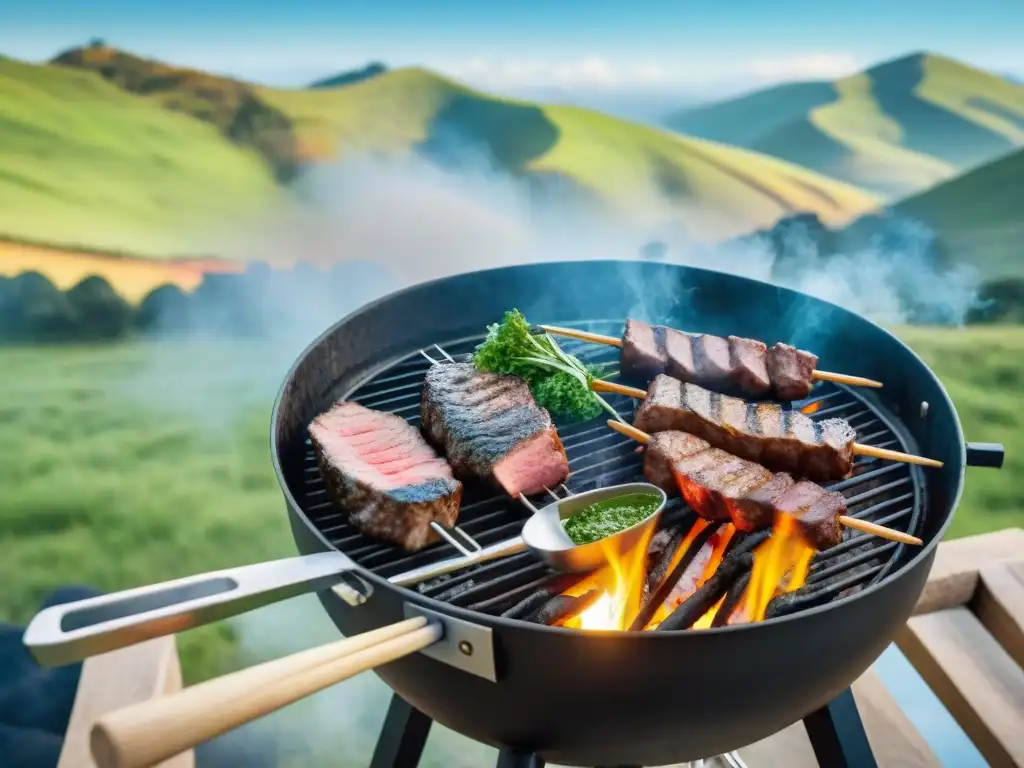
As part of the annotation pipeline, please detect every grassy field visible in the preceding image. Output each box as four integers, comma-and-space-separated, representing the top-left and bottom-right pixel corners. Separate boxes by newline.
666, 52, 1024, 197
0, 325, 1020, 686
0, 56, 279, 257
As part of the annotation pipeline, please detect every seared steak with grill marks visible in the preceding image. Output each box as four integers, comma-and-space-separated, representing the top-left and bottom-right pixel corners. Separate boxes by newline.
634, 375, 856, 481
310, 402, 462, 551
643, 430, 845, 550
421, 362, 569, 497
620, 319, 815, 400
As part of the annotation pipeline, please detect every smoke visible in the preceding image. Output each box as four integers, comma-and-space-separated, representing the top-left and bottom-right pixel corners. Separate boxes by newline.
60, 150, 983, 767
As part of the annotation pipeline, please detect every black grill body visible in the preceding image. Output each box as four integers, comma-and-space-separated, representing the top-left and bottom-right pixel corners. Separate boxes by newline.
272, 260, 969, 765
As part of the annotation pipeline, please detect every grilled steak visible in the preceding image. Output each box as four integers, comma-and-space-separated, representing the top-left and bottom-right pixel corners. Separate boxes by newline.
634, 375, 856, 481
643, 430, 845, 550
767, 343, 819, 401
310, 402, 462, 551
421, 362, 570, 497
620, 319, 816, 400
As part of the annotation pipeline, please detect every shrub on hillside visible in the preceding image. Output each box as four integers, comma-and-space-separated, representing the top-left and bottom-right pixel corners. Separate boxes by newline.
64, 276, 133, 339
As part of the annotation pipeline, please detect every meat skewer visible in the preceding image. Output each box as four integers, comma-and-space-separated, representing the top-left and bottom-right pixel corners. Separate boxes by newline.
540, 320, 882, 400
421, 361, 571, 498
591, 374, 943, 479
310, 402, 464, 551
612, 423, 923, 548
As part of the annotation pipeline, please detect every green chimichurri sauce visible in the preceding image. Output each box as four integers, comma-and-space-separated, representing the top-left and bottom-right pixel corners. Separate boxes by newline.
562, 492, 661, 546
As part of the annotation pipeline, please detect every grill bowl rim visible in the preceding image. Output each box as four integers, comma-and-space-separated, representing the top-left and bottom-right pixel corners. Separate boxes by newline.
270, 258, 967, 636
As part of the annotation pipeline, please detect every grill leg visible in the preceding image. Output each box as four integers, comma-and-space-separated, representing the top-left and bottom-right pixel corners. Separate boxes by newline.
369, 694, 433, 768
803, 687, 878, 768
496, 751, 545, 768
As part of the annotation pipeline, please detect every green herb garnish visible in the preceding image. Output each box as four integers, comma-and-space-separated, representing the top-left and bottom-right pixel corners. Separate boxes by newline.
562, 492, 662, 545
472, 309, 623, 423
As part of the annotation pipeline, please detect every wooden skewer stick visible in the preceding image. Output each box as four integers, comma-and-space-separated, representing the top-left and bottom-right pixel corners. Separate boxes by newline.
592, 379, 943, 469
539, 324, 883, 389
606, 420, 923, 547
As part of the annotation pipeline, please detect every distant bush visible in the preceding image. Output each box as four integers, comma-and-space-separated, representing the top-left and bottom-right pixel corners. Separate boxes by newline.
64, 275, 133, 339
136, 284, 193, 333
967, 277, 1024, 324
0, 271, 78, 342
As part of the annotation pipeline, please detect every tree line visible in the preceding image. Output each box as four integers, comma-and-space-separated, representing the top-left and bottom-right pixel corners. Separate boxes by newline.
0, 261, 402, 344
0, 259, 1020, 345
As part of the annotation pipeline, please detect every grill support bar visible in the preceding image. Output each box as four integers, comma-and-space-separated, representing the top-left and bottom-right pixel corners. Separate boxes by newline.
369, 695, 433, 768
803, 687, 879, 768
371, 688, 878, 767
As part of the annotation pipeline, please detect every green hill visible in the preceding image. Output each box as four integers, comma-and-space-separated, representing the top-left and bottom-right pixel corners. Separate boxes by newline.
2, 50, 879, 256
666, 52, 1024, 198
260, 68, 880, 242
892, 147, 1024, 279
0, 55, 279, 257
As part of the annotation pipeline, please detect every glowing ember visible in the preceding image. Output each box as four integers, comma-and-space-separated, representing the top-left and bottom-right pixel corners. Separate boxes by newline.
645, 524, 736, 628
745, 513, 816, 622
800, 400, 823, 415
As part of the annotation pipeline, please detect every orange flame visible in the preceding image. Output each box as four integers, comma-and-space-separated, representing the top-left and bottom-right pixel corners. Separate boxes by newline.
563, 523, 656, 631
800, 400, 823, 415
645, 523, 736, 628
744, 513, 816, 622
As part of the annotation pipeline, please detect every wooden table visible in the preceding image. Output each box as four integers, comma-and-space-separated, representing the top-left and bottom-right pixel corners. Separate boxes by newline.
56, 528, 1024, 767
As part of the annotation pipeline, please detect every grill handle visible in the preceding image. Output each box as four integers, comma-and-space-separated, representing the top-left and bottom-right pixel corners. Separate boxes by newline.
22, 552, 361, 668
966, 442, 1005, 469
90, 616, 444, 768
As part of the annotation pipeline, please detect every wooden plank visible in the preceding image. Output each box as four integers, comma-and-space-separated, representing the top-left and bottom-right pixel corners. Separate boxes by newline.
914, 528, 1024, 615
736, 669, 941, 768
975, 560, 1024, 671
58, 636, 194, 768
897, 606, 1024, 768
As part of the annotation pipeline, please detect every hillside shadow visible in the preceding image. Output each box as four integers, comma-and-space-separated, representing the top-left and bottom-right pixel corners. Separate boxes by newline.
668, 81, 839, 148
416, 94, 560, 173
870, 55, 1016, 167
965, 98, 1024, 132
753, 120, 861, 189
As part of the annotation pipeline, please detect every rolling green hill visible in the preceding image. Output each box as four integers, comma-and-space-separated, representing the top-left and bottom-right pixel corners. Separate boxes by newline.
891, 147, 1024, 279
259, 67, 880, 242
0, 55, 280, 257
666, 53, 1024, 198
0, 50, 882, 255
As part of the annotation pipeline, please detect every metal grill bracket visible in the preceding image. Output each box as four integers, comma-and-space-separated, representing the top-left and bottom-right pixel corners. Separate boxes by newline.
403, 602, 498, 682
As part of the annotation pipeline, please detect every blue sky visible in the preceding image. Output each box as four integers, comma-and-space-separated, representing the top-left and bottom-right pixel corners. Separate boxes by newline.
4, 0, 1022, 93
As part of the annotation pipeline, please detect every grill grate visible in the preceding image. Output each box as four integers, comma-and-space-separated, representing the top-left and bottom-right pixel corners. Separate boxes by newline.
294, 320, 926, 624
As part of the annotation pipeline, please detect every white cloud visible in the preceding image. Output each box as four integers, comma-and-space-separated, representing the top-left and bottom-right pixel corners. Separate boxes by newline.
437, 52, 864, 93
747, 53, 861, 82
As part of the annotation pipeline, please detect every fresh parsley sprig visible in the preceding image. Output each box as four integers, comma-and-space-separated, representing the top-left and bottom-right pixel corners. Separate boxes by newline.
472, 309, 625, 423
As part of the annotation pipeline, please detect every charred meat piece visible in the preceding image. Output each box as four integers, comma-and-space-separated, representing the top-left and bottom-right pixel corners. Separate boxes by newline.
634, 375, 856, 481
767, 343, 819, 401
620, 319, 815, 400
421, 362, 570, 497
310, 402, 462, 551
643, 431, 846, 550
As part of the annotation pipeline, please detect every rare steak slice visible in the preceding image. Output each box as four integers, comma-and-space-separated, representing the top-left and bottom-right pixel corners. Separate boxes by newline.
421, 362, 570, 497
310, 402, 462, 551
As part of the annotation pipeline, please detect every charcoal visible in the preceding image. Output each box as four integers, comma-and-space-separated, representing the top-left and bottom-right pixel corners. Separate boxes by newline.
656, 552, 754, 632
500, 589, 553, 620
629, 521, 721, 631
530, 589, 602, 626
